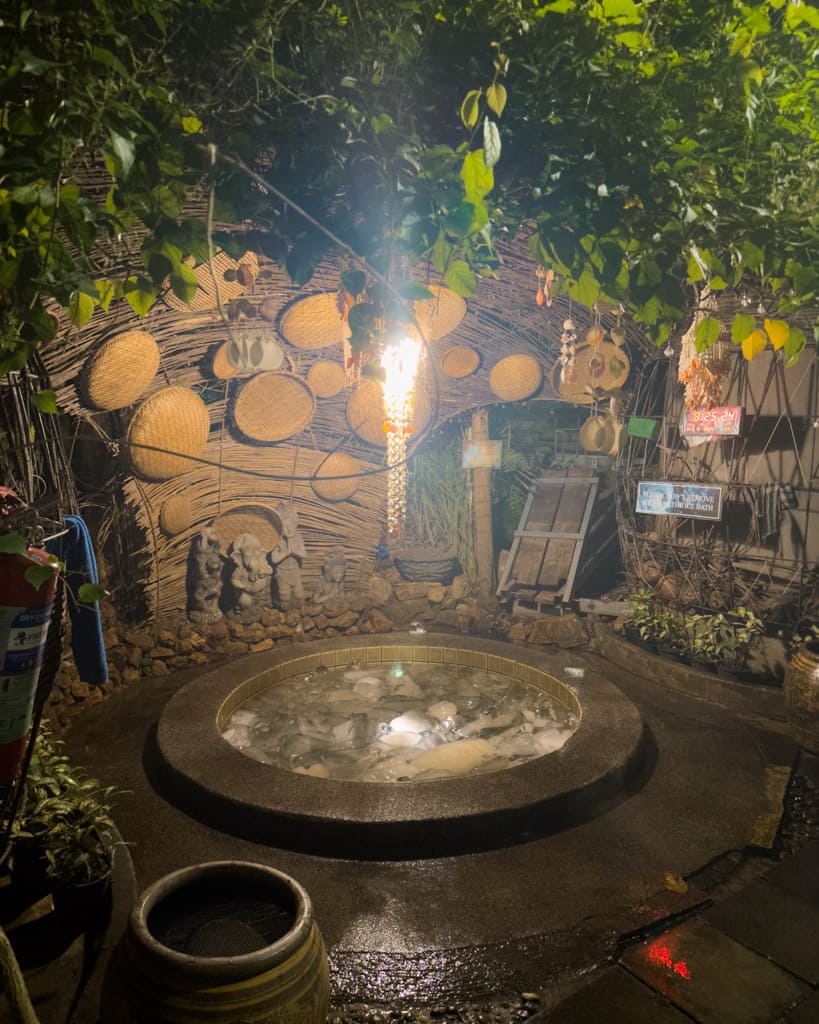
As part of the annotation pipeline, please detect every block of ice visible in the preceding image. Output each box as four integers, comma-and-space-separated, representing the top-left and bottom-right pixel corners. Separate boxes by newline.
379, 731, 422, 749
389, 711, 432, 734
230, 710, 257, 727
411, 738, 496, 774
353, 677, 383, 700
293, 763, 331, 778
426, 700, 457, 721
533, 729, 569, 755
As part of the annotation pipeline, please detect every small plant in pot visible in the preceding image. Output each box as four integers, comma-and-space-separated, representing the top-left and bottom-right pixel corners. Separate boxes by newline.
653, 607, 689, 660
688, 613, 727, 672
624, 588, 656, 648
718, 606, 764, 677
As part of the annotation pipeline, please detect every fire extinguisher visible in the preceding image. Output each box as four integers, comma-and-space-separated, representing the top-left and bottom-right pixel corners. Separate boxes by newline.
0, 547, 59, 784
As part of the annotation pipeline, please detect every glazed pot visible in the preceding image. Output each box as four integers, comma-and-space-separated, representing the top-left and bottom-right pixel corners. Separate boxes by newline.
783, 640, 819, 754
117, 861, 329, 1024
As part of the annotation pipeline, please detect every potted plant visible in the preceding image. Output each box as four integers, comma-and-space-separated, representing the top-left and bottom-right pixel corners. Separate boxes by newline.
653, 607, 689, 661
624, 588, 656, 649
717, 607, 764, 678
688, 612, 727, 672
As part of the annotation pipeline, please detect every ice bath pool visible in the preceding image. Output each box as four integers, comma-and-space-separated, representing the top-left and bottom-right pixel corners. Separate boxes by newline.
155, 635, 647, 858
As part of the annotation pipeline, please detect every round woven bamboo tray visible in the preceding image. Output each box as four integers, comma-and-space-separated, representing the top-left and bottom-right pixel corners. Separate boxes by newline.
410, 286, 467, 342
306, 360, 347, 398
163, 251, 259, 312
159, 494, 192, 536
84, 330, 160, 410
128, 387, 210, 480
213, 505, 281, 551
489, 354, 543, 401
210, 342, 238, 380
551, 343, 631, 404
346, 378, 432, 447
441, 345, 480, 379
311, 452, 362, 502
279, 293, 351, 350
233, 372, 315, 442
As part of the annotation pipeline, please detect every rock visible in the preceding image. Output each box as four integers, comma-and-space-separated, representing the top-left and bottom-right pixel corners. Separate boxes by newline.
322, 597, 351, 618
507, 622, 529, 642
327, 610, 359, 629
368, 576, 393, 605
124, 629, 155, 652
450, 575, 469, 601
177, 638, 193, 655
358, 619, 375, 634
251, 638, 274, 653
528, 614, 588, 648
158, 628, 175, 646
348, 595, 369, 613
314, 614, 329, 630
100, 602, 117, 627
103, 628, 119, 649
427, 583, 446, 604
230, 620, 245, 638
384, 598, 427, 627
224, 640, 250, 656
207, 619, 228, 640
177, 622, 192, 640
301, 617, 316, 632
126, 645, 142, 669
243, 622, 266, 644
395, 582, 432, 602
427, 608, 461, 630
268, 625, 296, 639
369, 608, 393, 633
261, 608, 284, 627
285, 611, 302, 627
170, 656, 189, 670
189, 631, 207, 649
121, 666, 141, 685
150, 660, 170, 677
149, 645, 175, 659
346, 625, 360, 635
70, 680, 91, 700
190, 652, 209, 665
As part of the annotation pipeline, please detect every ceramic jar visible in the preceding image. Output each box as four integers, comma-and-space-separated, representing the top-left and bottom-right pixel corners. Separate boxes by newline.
783, 640, 819, 754
115, 861, 329, 1024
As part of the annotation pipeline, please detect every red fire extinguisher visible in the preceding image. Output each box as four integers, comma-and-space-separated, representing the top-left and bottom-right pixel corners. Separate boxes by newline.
0, 547, 59, 784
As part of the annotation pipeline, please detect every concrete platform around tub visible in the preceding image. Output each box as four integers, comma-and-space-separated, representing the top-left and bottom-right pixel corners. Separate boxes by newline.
62, 644, 792, 1005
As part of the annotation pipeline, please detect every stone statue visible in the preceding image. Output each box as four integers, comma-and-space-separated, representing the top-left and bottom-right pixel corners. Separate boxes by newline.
314, 547, 347, 604
188, 527, 224, 622
228, 532, 273, 619
269, 502, 306, 609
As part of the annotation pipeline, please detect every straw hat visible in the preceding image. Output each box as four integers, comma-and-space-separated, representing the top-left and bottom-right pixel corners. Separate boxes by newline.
608, 418, 627, 456
311, 452, 362, 502
128, 387, 210, 480
409, 286, 467, 342
441, 345, 480, 379
159, 494, 191, 536
213, 505, 281, 551
489, 354, 543, 401
210, 341, 238, 380
579, 414, 616, 454
552, 343, 631, 404
163, 251, 258, 312
307, 360, 347, 398
84, 330, 160, 410
346, 377, 432, 447
279, 293, 351, 350
233, 372, 315, 442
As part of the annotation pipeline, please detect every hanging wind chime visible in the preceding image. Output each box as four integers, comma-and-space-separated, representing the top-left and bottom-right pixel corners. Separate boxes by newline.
381, 335, 422, 538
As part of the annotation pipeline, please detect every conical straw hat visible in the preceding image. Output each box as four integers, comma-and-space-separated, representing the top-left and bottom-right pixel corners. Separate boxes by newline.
233, 372, 315, 442
441, 345, 480, 378
307, 360, 347, 398
159, 494, 192, 535
128, 387, 210, 480
552, 343, 631, 404
163, 251, 258, 312
489, 354, 543, 401
279, 292, 351, 350
311, 452, 362, 502
84, 330, 160, 410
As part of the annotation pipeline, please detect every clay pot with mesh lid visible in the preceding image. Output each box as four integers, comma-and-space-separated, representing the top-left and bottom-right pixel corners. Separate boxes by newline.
128, 387, 210, 481
83, 330, 160, 410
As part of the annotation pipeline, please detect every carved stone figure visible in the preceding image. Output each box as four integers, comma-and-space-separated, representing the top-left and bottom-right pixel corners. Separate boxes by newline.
269, 502, 306, 609
188, 527, 224, 622
228, 532, 273, 619
314, 547, 347, 604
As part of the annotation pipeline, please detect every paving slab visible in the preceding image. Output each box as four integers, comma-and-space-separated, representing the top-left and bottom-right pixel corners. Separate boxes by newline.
539, 966, 691, 1023
764, 841, 819, 908
778, 990, 819, 1024
704, 876, 819, 984
620, 920, 807, 1024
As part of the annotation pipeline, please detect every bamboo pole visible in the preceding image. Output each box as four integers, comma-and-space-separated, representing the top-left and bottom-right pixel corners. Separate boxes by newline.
471, 410, 495, 603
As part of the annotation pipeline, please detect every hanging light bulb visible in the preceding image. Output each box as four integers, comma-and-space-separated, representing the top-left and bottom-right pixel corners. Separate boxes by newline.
381, 335, 422, 538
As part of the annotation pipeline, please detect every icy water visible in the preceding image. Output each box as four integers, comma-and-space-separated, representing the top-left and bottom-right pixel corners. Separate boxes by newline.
221, 663, 578, 782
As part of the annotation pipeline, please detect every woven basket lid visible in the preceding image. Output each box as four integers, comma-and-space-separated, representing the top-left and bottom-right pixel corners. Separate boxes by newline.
159, 494, 192, 535
346, 377, 432, 447
233, 372, 315, 442
163, 251, 259, 312
307, 360, 347, 398
441, 345, 480, 379
279, 292, 351, 350
213, 505, 281, 551
409, 286, 467, 342
211, 342, 238, 380
552, 343, 631, 404
85, 330, 160, 410
128, 387, 210, 480
311, 452, 362, 502
489, 354, 543, 401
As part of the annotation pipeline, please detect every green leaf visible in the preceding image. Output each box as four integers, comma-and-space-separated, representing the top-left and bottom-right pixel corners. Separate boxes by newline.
460, 150, 494, 205
110, 132, 135, 177
540, 0, 576, 12
694, 316, 721, 352
568, 268, 601, 308
483, 118, 501, 170
486, 83, 507, 117
731, 313, 756, 344
444, 260, 477, 297
69, 291, 95, 327
170, 262, 199, 304
78, 582, 106, 604
784, 326, 806, 366
347, 303, 378, 332
431, 233, 454, 274
397, 281, 435, 302
0, 533, 27, 555
24, 564, 58, 591
459, 90, 481, 129
123, 276, 158, 317
371, 112, 395, 135
180, 115, 203, 134
348, 330, 372, 352
341, 270, 366, 296
602, 0, 641, 22
95, 279, 116, 311
30, 390, 58, 414
741, 329, 767, 361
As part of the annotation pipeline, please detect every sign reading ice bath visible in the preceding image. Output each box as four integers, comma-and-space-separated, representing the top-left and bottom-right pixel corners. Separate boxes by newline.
682, 406, 743, 437
636, 481, 724, 521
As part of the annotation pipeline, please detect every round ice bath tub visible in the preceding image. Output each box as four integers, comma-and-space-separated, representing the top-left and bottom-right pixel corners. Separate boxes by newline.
155, 636, 647, 858
113, 861, 330, 1024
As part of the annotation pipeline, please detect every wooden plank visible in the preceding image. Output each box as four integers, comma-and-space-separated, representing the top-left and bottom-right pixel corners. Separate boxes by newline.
562, 478, 599, 602
538, 475, 592, 587
511, 470, 567, 587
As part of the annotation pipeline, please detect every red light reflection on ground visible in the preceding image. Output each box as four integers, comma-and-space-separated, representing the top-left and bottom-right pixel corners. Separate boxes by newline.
647, 939, 691, 980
